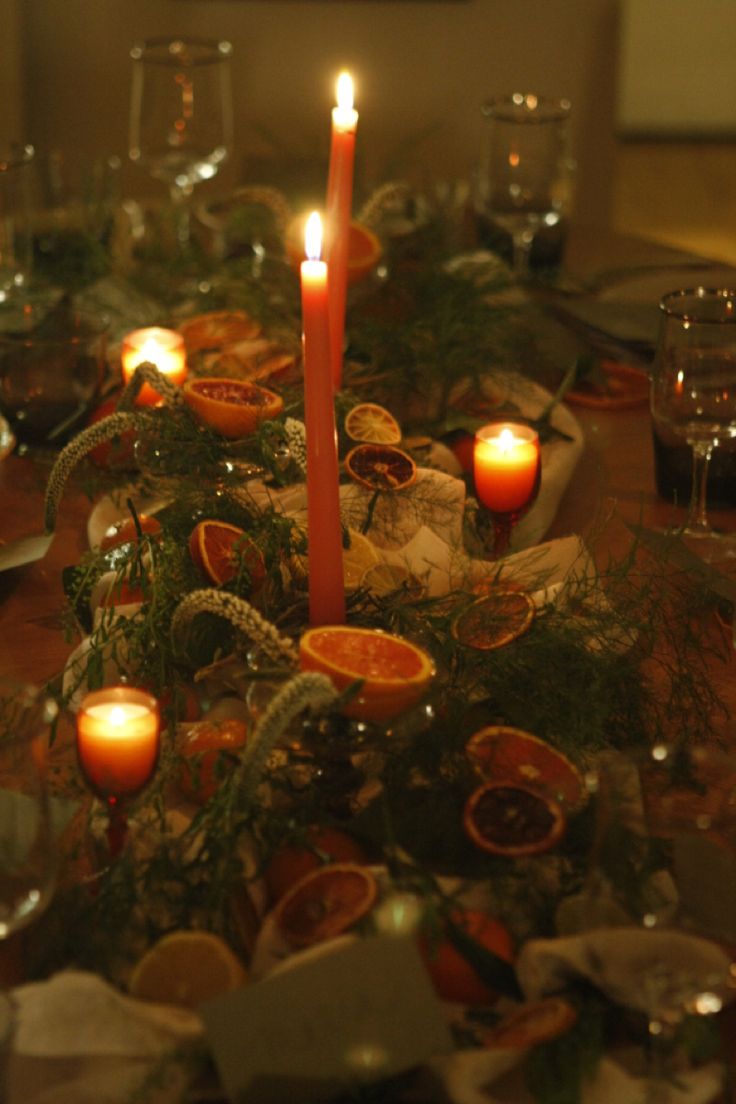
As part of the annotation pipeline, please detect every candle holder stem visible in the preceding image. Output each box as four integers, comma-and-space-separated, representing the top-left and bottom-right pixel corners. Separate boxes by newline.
491, 513, 514, 557
106, 799, 129, 860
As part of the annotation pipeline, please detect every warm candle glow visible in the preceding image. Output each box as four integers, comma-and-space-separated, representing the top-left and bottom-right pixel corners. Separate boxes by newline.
76, 686, 160, 800
474, 422, 541, 514
326, 70, 358, 390
305, 211, 323, 262
121, 326, 188, 405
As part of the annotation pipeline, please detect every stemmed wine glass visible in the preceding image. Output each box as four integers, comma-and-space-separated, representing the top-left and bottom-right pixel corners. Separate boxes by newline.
473, 422, 541, 556
0, 678, 58, 1039
128, 36, 233, 254
476, 92, 572, 279
650, 287, 736, 552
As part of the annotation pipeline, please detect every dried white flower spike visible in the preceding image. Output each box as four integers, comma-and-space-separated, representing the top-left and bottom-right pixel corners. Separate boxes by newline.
171, 589, 299, 666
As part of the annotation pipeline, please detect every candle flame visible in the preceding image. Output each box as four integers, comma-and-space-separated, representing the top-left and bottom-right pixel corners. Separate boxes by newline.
497, 427, 518, 452
336, 71, 354, 112
304, 211, 323, 262
109, 705, 129, 727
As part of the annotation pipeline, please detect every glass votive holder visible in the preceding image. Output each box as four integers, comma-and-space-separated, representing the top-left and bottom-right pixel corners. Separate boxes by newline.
121, 326, 187, 405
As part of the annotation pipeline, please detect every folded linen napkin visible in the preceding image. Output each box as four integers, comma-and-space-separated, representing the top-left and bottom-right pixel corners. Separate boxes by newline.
7, 970, 203, 1104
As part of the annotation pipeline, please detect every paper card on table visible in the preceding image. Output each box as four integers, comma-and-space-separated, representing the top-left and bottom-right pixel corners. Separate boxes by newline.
201, 935, 453, 1104
0, 533, 53, 572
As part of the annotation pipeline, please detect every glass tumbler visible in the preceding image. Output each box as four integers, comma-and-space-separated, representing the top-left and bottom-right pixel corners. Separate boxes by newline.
0, 144, 35, 301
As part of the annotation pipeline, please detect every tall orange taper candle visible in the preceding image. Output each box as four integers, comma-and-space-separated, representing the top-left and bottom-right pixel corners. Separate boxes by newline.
301, 212, 346, 625
326, 71, 358, 391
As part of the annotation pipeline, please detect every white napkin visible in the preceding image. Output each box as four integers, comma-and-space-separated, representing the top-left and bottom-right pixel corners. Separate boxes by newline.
7, 970, 203, 1104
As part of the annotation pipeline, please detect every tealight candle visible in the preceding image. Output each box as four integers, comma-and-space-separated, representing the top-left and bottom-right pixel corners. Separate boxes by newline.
76, 686, 160, 801
121, 326, 187, 405
473, 422, 540, 515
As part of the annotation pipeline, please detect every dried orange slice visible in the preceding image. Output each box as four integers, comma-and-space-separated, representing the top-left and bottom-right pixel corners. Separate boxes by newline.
418, 908, 515, 1006
483, 997, 577, 1048
452, 589, 535, 651
565, 361, 650, 411
182, 377, 284, 439
464, 781, 566, 858
178, 718, 249, 803
188, 519, 266, 589
273, 862, 378, 947
129, 930, 247, 1007
178, 309, 262, 354
344, 402, 402, 445
466, 726, 587, 812
344, 443, 417, 492
264, 827, 370, 904
299, 625, 435, 721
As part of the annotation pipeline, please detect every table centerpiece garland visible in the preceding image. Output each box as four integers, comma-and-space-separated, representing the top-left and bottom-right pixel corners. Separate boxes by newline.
19, 185, 736, 1103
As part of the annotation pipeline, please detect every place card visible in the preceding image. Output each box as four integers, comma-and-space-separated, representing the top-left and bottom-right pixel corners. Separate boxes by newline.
201, 935, 453, 1104
0, 533, 53, 573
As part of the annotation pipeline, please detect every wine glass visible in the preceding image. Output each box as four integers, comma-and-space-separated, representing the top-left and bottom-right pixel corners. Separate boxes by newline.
650, 287, 736, 551
0, 678, 58, 1041
476, 92, 572, 279
473, 422, 541, 556
581, 745, 736, 1101
128, 36, 233, 253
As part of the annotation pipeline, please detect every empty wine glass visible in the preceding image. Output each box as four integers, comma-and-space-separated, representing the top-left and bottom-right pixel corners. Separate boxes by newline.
476, 92, 572, 279
650, 287, 736, 552
0, 678, 58, 940
128, 36, 233, 253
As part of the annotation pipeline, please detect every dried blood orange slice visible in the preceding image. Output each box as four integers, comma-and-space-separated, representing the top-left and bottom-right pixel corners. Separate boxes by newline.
466, 726, 587, 812
178, 718, 249, 803
452, 589, 535, 651
482, 997, 577, 1048
565, 361, 650, 411
464, 781, 566, 857
418, 908, 515, 1006
344, 402, 402, 445
273, 862, 378, 947
182, 377, 283, 438
188, 519, 266, 589
178, 309, 262, 353
299, 625, 435, 721
344, 443, 417, 492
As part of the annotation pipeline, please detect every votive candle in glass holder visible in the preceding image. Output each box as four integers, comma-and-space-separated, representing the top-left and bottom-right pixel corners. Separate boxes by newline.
76, 686, 160, 855
121, 326, 187, 405
473, 422, 541, 555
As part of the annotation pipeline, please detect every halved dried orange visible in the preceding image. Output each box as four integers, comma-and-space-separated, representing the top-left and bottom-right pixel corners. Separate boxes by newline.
182, 377, 284, 438
464, 781, 566, 858
299, 625, 435, 721
129, 930, 247, 1007
99, 514, 162, 552
264, 827, 370, 904
344, 443, 417, 492
466, 726, 587, 812
482, 997, 577, 1048
188, 519, 266, 589
452, 589, 535, 651
418, 908, 515, 1007
273, 862, 378, 947
178, 309, 262, 354
178, 718, 249, 804
344, 402, 402, 445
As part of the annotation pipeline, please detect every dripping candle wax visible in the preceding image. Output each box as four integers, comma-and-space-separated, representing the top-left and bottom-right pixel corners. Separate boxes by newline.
325, 71, 358, 391
300, 211, 346, 625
